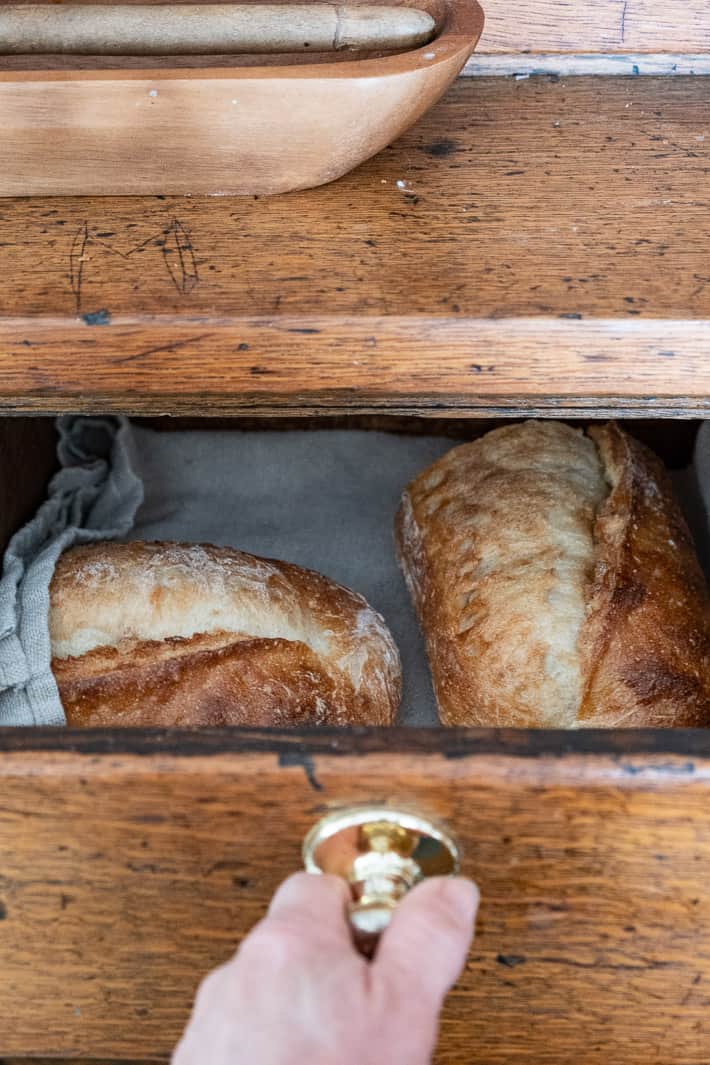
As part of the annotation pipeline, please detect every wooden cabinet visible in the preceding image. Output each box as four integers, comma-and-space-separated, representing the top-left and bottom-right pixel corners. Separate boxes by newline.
1, 415, 709, 1063
2, 5, 710, 1061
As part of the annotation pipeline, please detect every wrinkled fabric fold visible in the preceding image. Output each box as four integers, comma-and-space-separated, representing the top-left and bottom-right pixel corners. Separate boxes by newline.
0, 416, 143, 725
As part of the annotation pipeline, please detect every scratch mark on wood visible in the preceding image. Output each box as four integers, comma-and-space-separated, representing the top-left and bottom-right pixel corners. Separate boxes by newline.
69, 221, 90, 314
537, 956, 675, 972
68, 219, 200, 314
162, 220, 200, 296
620, 0, 629, 43
113, 333, 212, 365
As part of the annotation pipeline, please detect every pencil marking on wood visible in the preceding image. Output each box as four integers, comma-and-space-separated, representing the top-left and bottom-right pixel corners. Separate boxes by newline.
620, 0, 629, 44
69, 221, 90, 314
68, 219, 199, 314
162, 220, 200, 295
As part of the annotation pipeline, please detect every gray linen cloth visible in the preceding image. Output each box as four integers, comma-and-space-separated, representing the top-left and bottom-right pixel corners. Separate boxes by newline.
0, 417, 143, 725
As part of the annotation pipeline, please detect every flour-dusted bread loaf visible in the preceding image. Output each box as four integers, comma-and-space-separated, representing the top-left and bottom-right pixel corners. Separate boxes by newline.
50, 541, 400, 727
396, 421, 710, 728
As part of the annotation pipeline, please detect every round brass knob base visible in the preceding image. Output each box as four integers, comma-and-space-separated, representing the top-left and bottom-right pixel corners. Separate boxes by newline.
303, 806, 460, 942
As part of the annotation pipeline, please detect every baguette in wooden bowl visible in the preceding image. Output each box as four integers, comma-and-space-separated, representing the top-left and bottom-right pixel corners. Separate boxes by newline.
50, 541, 401, 727
396, 421, 710, 728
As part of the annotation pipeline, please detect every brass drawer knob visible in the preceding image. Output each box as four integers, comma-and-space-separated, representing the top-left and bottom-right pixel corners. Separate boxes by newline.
303, 806, 460, 938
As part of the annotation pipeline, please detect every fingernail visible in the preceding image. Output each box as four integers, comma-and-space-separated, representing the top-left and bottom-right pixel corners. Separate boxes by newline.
438, 877, 479, 926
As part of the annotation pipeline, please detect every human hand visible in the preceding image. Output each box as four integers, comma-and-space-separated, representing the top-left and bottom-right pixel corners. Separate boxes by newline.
173, 871, 478, 1065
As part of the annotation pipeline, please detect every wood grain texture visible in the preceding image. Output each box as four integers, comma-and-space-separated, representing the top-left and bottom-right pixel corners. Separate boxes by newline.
475, 0, 710, 55
3, 319, 710, 416
2, 77, 710, 415
1, 728, 709, 1062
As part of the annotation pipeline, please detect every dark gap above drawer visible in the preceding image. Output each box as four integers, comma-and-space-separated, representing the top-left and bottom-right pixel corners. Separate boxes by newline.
133, 414, 703, 469
1, 413, 703, 556
4, 724, 710, 756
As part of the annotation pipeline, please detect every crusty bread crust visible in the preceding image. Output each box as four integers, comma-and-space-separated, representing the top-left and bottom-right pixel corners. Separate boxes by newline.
396, 421, 710, 728
50, 541, 400, 727
578, 423, 710, 726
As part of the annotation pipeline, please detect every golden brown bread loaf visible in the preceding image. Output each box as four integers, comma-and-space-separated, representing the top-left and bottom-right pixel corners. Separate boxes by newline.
50, 541, 400, 727
396, 421, 710, 728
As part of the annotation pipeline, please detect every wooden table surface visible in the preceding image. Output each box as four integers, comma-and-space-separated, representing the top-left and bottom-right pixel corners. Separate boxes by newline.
1, 76, 709, 417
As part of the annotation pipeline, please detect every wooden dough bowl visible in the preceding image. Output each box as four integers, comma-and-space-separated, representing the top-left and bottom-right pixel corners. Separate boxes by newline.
0, 0, 484, 196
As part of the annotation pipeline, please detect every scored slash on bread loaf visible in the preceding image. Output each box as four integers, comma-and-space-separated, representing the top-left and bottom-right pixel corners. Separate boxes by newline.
50, 541, 401, 727
396, 421, 710, 728
579, 424, 710, 726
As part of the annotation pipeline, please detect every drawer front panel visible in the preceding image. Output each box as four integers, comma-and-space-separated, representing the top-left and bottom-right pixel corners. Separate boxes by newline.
1, 730, 709, 1063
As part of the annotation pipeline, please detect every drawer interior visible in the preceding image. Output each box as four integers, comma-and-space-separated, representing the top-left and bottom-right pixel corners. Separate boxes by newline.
3, 411, 703, 548
0, 417, 59, 558
3, 412, 707, 729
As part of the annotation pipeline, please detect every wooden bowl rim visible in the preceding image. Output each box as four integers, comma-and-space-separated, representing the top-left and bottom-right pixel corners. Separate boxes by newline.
0, 0, 484, 83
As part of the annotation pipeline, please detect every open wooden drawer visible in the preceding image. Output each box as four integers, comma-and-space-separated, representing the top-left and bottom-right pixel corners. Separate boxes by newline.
1, 414, 709, 1064
3, 8, 710, 1054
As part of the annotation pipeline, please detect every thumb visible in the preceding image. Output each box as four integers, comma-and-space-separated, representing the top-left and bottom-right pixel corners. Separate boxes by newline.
374, 877, 478, 1004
